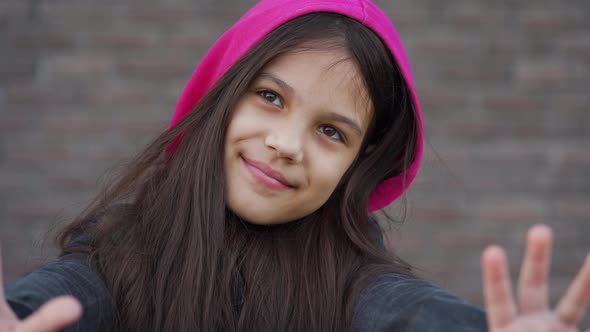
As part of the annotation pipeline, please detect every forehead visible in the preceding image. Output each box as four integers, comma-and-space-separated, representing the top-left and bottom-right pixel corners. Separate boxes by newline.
258, 47, 372, 127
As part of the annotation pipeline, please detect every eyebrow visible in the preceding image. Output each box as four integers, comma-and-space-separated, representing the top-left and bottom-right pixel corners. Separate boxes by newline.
257, 71, 364, 137
258, 72, 295, 97
323, 112, 363, 136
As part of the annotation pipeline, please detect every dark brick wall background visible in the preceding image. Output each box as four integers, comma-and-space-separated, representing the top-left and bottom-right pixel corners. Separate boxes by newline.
1, 0, 589, 320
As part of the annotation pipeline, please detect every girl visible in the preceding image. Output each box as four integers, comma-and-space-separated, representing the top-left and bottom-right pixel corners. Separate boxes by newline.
2, 0, 590, 331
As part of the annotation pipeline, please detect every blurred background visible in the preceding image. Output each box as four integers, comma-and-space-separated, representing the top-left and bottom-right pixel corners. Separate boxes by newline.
1, 0, 588, 318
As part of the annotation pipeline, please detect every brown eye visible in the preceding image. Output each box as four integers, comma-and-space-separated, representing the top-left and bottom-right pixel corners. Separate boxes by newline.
319, 125, 344, 142
257, 90, 283, 108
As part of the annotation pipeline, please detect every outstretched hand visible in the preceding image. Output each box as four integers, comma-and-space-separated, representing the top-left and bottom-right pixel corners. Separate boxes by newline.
482, 224, 590, 332
0, 245, 83, 332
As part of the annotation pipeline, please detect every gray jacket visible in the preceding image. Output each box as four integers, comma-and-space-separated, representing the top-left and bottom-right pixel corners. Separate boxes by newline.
5, 251, 487, 331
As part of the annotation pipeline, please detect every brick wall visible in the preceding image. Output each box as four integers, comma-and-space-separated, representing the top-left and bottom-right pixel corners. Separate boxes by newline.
1, 0, 589, 323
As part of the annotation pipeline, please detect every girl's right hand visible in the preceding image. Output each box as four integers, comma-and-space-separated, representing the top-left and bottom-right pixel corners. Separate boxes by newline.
0, 246, 83, 332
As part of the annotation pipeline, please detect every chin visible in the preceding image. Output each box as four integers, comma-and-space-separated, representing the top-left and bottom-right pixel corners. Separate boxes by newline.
230, 208, 299, 226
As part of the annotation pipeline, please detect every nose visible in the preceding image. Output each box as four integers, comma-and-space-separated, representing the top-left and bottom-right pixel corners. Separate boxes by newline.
265, 127, 304, 163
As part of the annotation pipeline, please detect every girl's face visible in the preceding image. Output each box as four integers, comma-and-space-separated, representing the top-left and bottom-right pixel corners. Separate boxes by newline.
224, 47, 372, 225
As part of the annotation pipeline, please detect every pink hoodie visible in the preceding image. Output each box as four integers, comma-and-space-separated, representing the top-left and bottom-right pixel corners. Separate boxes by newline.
169, 0, 424, 212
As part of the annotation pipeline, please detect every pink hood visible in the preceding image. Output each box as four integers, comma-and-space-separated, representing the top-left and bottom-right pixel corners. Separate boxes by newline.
169, 0, 424, 211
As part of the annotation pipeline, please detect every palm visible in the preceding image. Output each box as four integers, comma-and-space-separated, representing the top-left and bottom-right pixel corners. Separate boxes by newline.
493, 312, 579, 332
481, 225, 590, 332
0, 246, 83, 332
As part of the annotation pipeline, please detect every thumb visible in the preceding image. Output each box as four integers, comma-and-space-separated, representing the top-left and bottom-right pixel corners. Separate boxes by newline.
19, 296, 82, 332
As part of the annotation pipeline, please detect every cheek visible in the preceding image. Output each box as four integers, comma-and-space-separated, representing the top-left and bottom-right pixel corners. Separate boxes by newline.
309, 155, 353, 194
226, 104, 269, 144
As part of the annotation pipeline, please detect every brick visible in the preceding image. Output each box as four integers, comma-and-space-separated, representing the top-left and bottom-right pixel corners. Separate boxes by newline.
6, 86, 78, 106
475, 199, 545, 222
0, 116, 30, 132
482, 94, 546, 113
436, 232, 497, 248
170, 33, 217, 51
386, 232, 420, 251
119, 120, 166, 137
3, 144, 69, 161
439, 62, 510, 82
411, 32, 482, 56
48, 175, 95, 192
411, 207, 464, 222
39, 3, 127, 24
515, 59, 578, 84
438, 2, 504, 29
119, 58, 190, 80
561, 150, 590, 166
552, 94, 590, 113
384, 9, 429, 27
38, 54, 114, 81
86, 85, 156, 106
0, 59, 37, 82
0, 1, 27, 21
41, 115, 106, 136
83, 145, 135, 162
5, 204, 63, 220
127, 5, 196, 25
8, 30, 73, 50
520, 8, 588, 30
557, 35, 590, 56
446, 123, 500, 140
89, 31, 158, 50
420, 93, 467, 114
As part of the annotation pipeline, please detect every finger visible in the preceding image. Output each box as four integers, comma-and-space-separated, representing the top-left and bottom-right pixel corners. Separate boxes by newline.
482, 245, 517, 330
517, 224, 552, 313
555, 252, 590, 327
19, 296, 82, 332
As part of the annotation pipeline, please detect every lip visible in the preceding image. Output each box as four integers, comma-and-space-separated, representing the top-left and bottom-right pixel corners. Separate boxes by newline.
241, 156, 294, 191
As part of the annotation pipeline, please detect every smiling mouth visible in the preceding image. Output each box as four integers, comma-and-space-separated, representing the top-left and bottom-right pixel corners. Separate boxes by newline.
240, 156, 294, 191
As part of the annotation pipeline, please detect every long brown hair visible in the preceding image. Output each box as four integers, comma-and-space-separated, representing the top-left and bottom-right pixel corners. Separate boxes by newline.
56, 13, 418, 331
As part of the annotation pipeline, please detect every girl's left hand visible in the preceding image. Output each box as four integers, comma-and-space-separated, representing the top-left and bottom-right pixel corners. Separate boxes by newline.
481, 224, 590, 332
